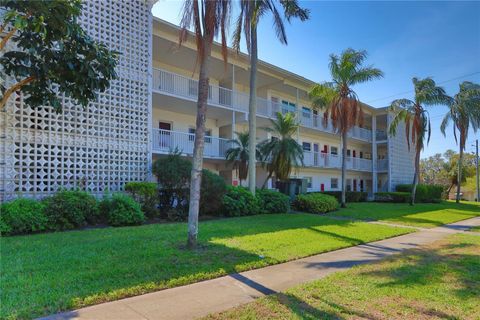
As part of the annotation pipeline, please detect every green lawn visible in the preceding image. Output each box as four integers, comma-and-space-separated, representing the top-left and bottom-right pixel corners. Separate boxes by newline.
328, 201, 480, 228
205, 233, 480, 320
1, 213, 412, 319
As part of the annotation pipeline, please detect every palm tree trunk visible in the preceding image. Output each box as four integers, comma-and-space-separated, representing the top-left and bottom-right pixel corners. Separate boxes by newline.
187, 42, 212, 249
456, 145, 464, 203
410, 150, 421, 205
341, 131, 347, 208
247, 26, 258, 195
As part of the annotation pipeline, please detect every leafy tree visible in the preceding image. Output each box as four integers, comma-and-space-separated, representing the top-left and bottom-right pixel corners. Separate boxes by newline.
0, 0, 118, 111
179, 0, 231, 248
225, 131, 260, 186
420, 153, 449, 185
258, 112, 304, 187
232, 0, 309, 195
440, 81, 480, 202
309, 49, 383, 207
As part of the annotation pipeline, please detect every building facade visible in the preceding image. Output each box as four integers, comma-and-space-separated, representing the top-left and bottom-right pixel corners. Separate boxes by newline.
0, 3, 415, 201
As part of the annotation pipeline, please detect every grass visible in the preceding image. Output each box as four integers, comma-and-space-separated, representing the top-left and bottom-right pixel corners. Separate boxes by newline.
471, 225, 480, 232
1, 213, 412, 319
328, 201, 480, 228
205, 233, 480, 320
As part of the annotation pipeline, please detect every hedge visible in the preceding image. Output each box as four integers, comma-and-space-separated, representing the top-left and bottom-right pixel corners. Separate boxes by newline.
256, 189, 290, 214
395, 184, 445, 202
293, 193, 338, 214
100, 193, 145, 226
318, 191, 368, 203
221, 186, 260, 217
375, 192, 410, 203
0, 198, 48, 235
125, 182, 158, 218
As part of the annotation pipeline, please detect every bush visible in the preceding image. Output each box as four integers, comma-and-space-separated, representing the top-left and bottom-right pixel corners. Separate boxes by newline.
100, 193, 145, 227
42, 190, 99, 230
0, 198, 48, 235
125, 182, 158, 218
256, 189, 290, 214
375, 192, 410, 203
222, 186, 260, 217
200, 169, 227, 216
395, 184, 444, 202
320, 191, 368, 203
293, 193, 338, 214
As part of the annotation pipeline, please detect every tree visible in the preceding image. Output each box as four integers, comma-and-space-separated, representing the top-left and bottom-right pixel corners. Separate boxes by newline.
232, 0, 309, 195
309, 49, 383, 207
389, 77, 451, 205
420, 153, 448, 185
258, 112, 304, 187
440, 81, 480, 203
225, 131, 258, 186
0, 0, 118, 111
179, 0, 231, 248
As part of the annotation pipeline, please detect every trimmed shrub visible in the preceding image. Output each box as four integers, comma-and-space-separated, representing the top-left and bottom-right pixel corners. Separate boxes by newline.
395, 184, 444, 202
375, 192, 410, 203
222, 186, 260, 217
395, 184, 413, 192
0, 198, 47, 235
256, 189, 290, 214
426, 185, 445, 202
200, 169, 227, 216
293, 193, 338, 214
42, 190, 99, 230
321, 191, 368, 203
100, 193, 145, 227
125, 182, 158, 218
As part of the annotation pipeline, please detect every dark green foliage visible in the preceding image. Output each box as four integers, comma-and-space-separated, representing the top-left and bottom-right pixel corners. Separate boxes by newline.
0, 198, 47, 235
222, 186, 260, 216
0, 0, 118, 111
320, 191, 368, 203
375, 192, 411, 203
256, 189, 290, 214
395, 184, 445, 202
293, 193, 338, 214
152, 152, 191, 214
100, 193, 145, 227
42, 190, 99, 230
125, 182, 158, 218
200, 169, 227, 216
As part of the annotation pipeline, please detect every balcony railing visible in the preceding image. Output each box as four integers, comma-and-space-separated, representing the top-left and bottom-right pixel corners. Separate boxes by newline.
376, 130, 388, 141
152, 68, 372, 141
152, 129, 231, 159
377, 159, 388, 172
303, 151, 372, 172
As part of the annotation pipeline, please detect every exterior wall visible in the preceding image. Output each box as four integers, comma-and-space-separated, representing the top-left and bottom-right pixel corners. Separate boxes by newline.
0, 0, 152, 200
387, 113, 416, 191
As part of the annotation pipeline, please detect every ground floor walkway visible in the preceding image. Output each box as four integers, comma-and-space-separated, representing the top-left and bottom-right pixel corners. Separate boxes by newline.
42, 217, 480, 320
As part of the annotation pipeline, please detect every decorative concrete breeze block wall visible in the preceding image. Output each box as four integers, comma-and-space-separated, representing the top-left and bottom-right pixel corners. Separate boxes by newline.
0, 0, 152, 200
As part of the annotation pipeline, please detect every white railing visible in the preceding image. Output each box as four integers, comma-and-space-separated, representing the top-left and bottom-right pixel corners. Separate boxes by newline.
152, 129, 231, 159
152, 68, 373, 141
377, 159, 388, 172
303, 151, 371, 172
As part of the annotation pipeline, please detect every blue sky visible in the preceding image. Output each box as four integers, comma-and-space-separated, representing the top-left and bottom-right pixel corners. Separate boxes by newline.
152, 0, 480, 158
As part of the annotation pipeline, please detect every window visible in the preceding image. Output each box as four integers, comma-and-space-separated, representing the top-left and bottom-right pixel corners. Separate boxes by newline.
281, 100, 296, 114
347, 149, 351, 157
188, 127, 195, 141
331, 178, 338, 189
359, 151, 364, 159
302, 107, 311, 118
188, 128, 212, 143
304, 177, 312, 189
330, 146, 338, 155
302, 142, 311, 152
346, 179, 352, 192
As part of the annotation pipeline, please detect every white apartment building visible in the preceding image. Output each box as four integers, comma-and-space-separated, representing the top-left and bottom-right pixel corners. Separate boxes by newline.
0, 1, 415, 201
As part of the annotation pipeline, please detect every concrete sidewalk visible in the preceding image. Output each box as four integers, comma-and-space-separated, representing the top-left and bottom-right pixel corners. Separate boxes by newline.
42, 217, 480, 320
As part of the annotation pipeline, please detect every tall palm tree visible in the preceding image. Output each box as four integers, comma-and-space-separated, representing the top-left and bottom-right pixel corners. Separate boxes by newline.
309, 49, 383, 207
440, 81, 480, 203
179, 0, 231, 248
232, 0, 309, 195
225, 131, 258, 186
389, 77, 451, 205
258, 112, 304, 188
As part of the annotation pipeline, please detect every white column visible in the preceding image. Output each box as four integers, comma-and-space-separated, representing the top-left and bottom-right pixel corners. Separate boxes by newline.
231, 64, 236, 138
372, 115, 378, 194
296, 88, 300, 142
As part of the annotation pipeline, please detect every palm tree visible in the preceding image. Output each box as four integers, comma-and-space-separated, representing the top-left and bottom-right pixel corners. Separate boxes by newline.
389, 77, 451, 205
309, 49, 383, 207
232, 0, 309, 195
179, 0, 231, 248
258, 112, 304, 188
440, 81, 480, 203
225, 131, 257, 186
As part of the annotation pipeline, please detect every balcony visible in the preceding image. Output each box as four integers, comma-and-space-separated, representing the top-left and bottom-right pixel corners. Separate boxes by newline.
303, 151, 372, 172
377, 159, 388, 172
152, 129, 231, 159
152, 68, 372, 142
376, 130, 388, 141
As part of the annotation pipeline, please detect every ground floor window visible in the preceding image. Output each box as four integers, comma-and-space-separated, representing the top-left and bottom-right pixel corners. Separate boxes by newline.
331, 146, 338, 155
331, 178, 338, 189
